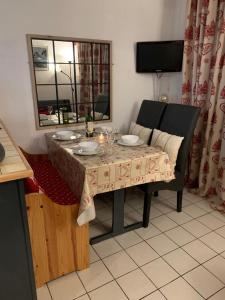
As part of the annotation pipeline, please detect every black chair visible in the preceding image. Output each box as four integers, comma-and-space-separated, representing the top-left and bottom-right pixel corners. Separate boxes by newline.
142, 103, 200, 227
136, 100, 167, 143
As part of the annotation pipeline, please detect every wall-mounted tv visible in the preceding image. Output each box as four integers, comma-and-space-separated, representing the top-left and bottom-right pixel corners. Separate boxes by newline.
136, 40, 184, 73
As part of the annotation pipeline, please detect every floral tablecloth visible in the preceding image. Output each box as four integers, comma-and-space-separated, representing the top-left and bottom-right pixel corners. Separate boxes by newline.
46, 134, 175, 225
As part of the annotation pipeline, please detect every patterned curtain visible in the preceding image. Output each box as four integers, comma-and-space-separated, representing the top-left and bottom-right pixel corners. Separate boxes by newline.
182, 0, 225, 204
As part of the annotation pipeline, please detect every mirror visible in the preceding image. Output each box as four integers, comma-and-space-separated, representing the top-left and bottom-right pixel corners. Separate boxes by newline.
27, 35, 112, 129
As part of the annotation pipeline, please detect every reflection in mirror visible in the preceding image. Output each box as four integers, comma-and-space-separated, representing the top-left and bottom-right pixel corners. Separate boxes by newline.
28, 35, 111, 128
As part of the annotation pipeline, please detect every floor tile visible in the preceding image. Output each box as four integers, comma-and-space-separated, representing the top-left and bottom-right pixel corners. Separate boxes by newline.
151, 215, 177, 232
183, 266, 224, 298
48, 272, 85, 300
89, 222, 110, 238
166, 211, 192, 225
200, 232, 225, 253
182, 239, 216, 263
195, 200, 214, 212
210, 211, 225, 223
90, 246, 100, 263
142, 258, 179, 288
215, 226, 225, 239
103, 250, 137, 278
78, 261, 113, 292
160, 277, 203, 300
204, 256, 225, 283
117, 269, 156, 300
124, 210, 142, 225
146, 234, 178, 256
137, 206, 162, 219
163, 248, 199, 275
182, 219, 211, 238
89, 281, 127, 300
165, 226, 195, 246
115, 231, 142, 249
184, 193, 203, 203
152, 201, 173, 214
167, 196, 193, 208
142, 290, 166, 299
158, 190, 175, 199
93, 238, 122, 259
96, 206, 112, 222
183, 205, 207, 218
135, 224, 161, 240
208, 288, 225, 300
37, 285, 51, 300
76, 295, 90, 300
126, 241, 159, 266
197, 214, 224, 230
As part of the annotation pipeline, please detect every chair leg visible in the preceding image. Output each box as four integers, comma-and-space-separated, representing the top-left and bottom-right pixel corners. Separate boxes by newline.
143, 192, 152, 228
177, 190, 183, 212
154, 191, 158, 197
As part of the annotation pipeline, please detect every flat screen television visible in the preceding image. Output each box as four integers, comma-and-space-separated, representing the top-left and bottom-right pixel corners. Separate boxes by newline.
136, 40, 184, 73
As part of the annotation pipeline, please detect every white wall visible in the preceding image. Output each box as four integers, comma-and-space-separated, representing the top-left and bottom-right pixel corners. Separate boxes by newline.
0, 0, 187, 152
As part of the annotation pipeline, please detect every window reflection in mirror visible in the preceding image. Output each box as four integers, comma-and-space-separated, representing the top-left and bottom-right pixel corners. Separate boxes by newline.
27, 35, 111, 129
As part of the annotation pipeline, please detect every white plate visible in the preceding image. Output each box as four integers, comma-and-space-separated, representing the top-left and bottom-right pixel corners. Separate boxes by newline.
117, 138, 144, 147
52, 133, 81, 141
72, 146, 99, 156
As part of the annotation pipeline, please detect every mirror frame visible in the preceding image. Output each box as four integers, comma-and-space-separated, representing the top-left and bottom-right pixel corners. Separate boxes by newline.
27, 34, 112, 130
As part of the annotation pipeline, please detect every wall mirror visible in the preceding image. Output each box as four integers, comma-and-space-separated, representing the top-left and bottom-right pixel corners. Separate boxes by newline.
27, 34, 112, 129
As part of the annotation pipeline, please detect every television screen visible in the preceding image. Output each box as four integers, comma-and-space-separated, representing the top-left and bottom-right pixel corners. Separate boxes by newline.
136, 40, 184, 73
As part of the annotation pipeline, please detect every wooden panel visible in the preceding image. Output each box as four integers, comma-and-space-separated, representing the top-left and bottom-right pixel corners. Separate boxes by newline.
25, 193, 89, 288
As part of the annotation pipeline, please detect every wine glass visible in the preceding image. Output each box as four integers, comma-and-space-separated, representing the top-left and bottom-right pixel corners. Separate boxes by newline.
48, 105, 53, 120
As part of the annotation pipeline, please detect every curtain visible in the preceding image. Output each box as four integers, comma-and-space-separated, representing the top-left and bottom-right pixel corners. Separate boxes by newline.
181, 0, 225, 204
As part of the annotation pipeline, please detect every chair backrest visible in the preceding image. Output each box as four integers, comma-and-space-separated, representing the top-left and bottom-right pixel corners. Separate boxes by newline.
159, 103, 200, 173
136, 100, 167, 129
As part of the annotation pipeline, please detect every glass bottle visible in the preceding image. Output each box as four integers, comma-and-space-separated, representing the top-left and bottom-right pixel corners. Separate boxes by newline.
85, 108, 94, 137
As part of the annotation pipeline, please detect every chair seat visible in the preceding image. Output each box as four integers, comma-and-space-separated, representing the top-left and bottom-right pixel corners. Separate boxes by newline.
30, 160, 78, 205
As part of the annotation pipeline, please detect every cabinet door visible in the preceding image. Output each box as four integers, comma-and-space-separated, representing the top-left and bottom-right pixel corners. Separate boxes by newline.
0, 180, 36, 300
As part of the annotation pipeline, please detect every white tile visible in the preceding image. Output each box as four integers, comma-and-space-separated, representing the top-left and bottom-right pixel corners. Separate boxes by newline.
37, 285, 51, 300
142, 290, 166, 300
90, 246, 100, 263
142, 258, 179, 288
124, 210, 142, 225
78, 261, 113, 292
89, 281, 127, 300
89, 222, 109, 238
117, 269, 156, 300
151, 215, 177, 232
209, 288, 225, 300
166, 211, 192, 225
77, 295, 90, 300
48, 272, 85, 300
158, 190, 175, 199
126, 242, 159, 266
183, 205, 207, 218
210, 211, 225, 223
184, 193, 203, 203
137, 206, 162, 219
160, 277, 203, 300
182, 219, 211, 238
135, 224, 161, 240
167, 196, 193, 208
152, 202, 173, 214
96, 206, 112, 222
163, 248, 199, 275
146, 234, 178, 256
165, 227, 195, 246
115, 231, 142, 249
182, 239, 216, 263
216, 226, 225, 239
93, 238, 122, 259
103, 250, 137, 278
184, 266, 224, 298
204, 256, 225, 283
197, 214, 224, 230
200, 232, 225, 253
196, 200, 214, 212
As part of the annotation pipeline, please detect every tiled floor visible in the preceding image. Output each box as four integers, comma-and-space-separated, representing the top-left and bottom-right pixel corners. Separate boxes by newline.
37, 188, 225, 300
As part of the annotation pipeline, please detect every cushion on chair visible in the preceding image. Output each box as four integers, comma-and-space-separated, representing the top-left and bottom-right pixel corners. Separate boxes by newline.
24, 176, 41, 194
151, 129, 184, 165
29, 159, 79, 205
129, 122, 152, 144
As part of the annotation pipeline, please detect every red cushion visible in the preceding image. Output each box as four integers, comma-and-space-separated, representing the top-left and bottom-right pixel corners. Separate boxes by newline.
24, 176, 41, 194
29, 160, 78, 205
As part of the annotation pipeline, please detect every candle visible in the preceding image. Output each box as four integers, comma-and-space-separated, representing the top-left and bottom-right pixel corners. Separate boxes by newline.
98, 133, 105, 144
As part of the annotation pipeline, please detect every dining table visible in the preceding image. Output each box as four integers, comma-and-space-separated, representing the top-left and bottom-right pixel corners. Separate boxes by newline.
46, 131, 175, 244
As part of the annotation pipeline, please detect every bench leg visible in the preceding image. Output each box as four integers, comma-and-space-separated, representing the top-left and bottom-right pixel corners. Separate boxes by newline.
143, 193, 152, 227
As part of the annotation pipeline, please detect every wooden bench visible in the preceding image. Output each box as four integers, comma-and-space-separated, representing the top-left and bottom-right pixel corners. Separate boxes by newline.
22, 149, 89, 288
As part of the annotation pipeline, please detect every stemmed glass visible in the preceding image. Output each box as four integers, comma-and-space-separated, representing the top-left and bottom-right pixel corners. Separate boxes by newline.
48, 105, 53, 120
